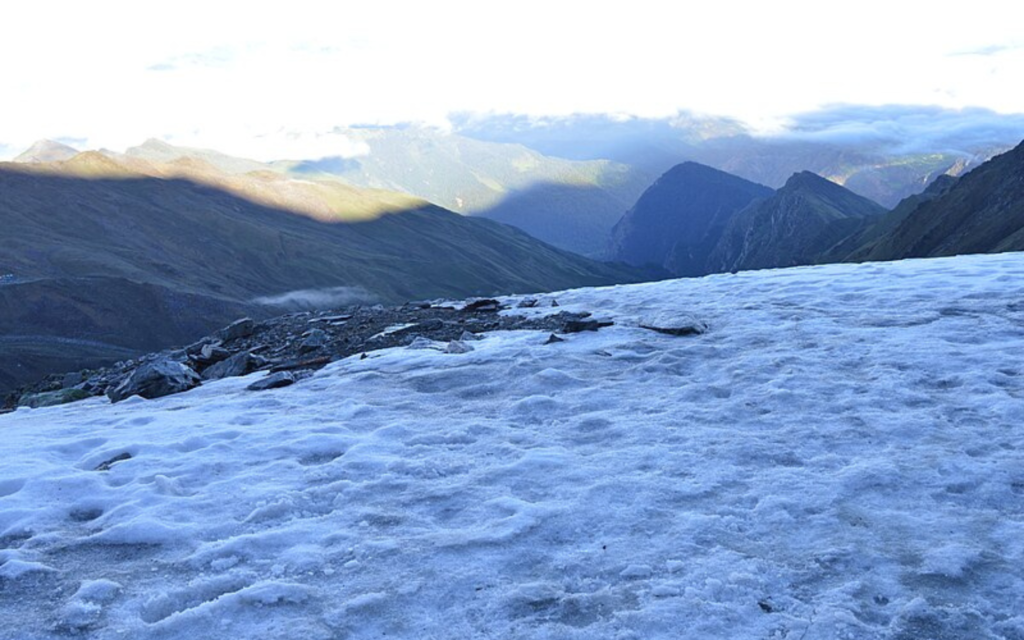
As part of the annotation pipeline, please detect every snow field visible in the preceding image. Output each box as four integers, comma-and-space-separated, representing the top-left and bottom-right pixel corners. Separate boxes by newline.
1, 253, 1024, 638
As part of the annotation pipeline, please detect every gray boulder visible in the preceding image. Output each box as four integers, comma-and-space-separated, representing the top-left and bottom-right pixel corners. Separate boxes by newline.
217, 317, 256, 342
201, 351, 256, 381
107, 358, 201, 403
638, 314, 708, 337
200, 343, 231, 363
61, 371, 84, 388
299, 329, 328, 353
445, 340, 473, 354
19, 388, 91, 408
247, 371, 296, 391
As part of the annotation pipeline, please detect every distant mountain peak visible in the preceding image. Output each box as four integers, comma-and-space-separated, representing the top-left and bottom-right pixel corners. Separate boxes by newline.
13, 139, 79, 164
708, 168, 887, 273
610, 162, 773, 276
782, 170, 835, 190
662, 161, 751, 180
139, 137, 175, 149
126, 138, 179, 156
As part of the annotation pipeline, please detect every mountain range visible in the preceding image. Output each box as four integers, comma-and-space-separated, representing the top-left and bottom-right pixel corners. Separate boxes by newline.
610, 138, 1024, 277
121, 130, 647, 257
17, 112, 1018, 263
4, 132, 1024, 396
451, 110, 1013, 208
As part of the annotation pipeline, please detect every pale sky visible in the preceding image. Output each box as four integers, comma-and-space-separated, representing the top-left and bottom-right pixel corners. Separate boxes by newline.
1, 0, 1022, 160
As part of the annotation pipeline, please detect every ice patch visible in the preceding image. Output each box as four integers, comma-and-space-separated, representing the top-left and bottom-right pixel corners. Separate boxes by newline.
88, 517, 189, 546
0, 559, 57, 579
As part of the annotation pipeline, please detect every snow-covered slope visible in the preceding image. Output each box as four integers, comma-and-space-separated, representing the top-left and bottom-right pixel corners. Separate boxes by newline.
2, 254, 1024, 639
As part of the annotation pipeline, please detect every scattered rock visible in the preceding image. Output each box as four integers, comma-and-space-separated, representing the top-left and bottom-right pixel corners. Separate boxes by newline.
309, 314, 352, 325
758, 599, 775, 613
408, 336, 440, 350
107, 358, 201, 403
445, 340, 474, 354
185, 337, 217, 356
202, 351, 256, 381
217, 317, 256, 342
200, 343, 231, 363
517, 298, 539, 308
544, 334, 565, 345
18, 388, 91, 408
299, 328, 328, 353
7, 299, 604, 409
463, 298, 502, 313
269, 355, 332, 373
247, 371, 297, 391
61, 372, 84, 388
640, 321, 707, 337
412, 318, 445, 332
563, 319, 614, 333
94, 452, 132, 472
166, 349, 189, 363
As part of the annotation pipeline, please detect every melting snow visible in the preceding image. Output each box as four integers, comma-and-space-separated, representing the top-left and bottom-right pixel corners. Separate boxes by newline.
2, 253, 1024, 639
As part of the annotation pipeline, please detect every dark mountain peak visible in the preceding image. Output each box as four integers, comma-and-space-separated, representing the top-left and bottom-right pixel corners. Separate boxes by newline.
709, 169, 887, 273
665, 160, 723, 177
14, 139, 79, 164
782, 170, 836, 191
777, 170, 885, 218
660, 161, 770, 189
610, 163, 773, 276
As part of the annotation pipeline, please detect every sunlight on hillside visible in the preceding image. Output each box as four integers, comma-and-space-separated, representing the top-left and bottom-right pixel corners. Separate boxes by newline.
3, 153, 425, 222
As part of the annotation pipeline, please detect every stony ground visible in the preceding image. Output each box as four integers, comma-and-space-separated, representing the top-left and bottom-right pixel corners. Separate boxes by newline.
2, 296, 606, 412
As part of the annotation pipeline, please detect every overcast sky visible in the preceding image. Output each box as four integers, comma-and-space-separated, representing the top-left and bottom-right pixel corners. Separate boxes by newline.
2, 0, 1022, 160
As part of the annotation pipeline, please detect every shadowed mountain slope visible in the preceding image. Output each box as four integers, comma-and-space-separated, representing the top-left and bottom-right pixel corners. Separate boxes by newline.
0, 167, 637, 393
825, 174, 959, 263
609, 162, 774, 276
859, 140, 1024, 261
708, 171, 886, 272
278, 127, 651, 255
475, 182, 636, 258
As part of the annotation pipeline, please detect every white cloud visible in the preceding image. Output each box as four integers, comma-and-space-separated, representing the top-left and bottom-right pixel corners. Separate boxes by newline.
252, 286, 376, 309
1, 0, 1022, 159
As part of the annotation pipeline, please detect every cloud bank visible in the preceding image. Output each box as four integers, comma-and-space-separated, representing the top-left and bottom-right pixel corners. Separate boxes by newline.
252, 286, 377, 311
775, 105, 1024, 155
2, 1, 1022, 160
